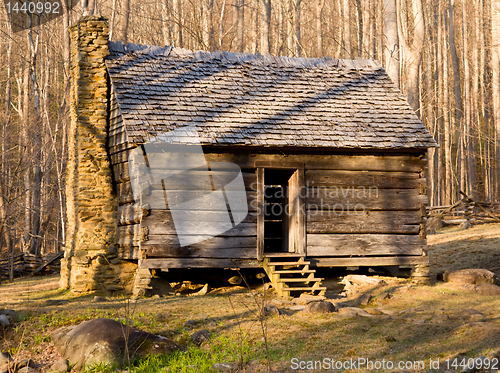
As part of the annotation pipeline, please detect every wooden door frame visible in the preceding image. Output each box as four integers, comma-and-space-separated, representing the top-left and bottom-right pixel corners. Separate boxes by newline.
255, 162, 305, 260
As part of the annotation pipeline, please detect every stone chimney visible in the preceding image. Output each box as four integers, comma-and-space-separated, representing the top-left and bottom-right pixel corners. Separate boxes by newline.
60, 16, 136, 293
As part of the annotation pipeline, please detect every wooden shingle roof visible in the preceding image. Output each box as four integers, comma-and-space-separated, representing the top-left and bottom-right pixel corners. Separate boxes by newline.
106, 42, 437, 149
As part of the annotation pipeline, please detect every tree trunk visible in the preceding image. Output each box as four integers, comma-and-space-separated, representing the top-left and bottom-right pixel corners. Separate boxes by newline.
383, 0, 399, 87
343, 0, 351, 58
316, 0, 324, 56
492, 0, 500, 198
117, 0, 131, 43
449, 0, 464, 196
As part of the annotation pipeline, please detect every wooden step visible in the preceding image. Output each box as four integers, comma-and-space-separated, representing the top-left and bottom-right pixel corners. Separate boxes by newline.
278, 277, 322, 283
267, 261, 310, 266
273, 269, 315, 274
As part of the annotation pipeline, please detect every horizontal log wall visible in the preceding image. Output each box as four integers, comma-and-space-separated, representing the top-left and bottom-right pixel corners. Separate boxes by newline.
141, 170, 258, 259
304, 164, 427, 257
108, 145, 428, 262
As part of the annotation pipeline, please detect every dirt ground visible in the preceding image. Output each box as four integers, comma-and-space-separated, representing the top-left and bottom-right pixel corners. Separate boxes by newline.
1, 223, 500, 372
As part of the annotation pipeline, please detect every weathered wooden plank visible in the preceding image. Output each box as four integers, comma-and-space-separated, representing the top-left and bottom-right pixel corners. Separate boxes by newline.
257, 167, 265, 260
307, 222, 420, 234
139, 258, 262, 269
117, 181, 135, 205
108, 131, 128, 147
297, 169, 306, 255
142, 209, 258, 223
305, 170, 425, 189
305, 189, 428, 211
111, 148, 136, 163
306, 210, 422, 223
198, 153, 427, 172
147, 221, 256, 236
254, 161, 304, 169
118, 203, 146, 225
113, 162, 131, 183
138, 171, 257, 191
142, 190, 257, 211
145, 235, 256, 247
145, 244, 255, 258
117, 246, 141, 260
306, 234, 425, 256
117, 224, 142, 247
310, 256, 428, 267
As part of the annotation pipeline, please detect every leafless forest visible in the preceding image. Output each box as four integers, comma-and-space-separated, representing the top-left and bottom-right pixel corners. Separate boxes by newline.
0, 0, 499, 256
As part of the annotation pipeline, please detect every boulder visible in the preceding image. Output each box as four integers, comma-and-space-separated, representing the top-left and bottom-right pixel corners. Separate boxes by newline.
191, 329, 211, 346
338, 307, 373, 317
359, 293, 372, 306
228, 276, 243, 285
50, 358, 69, 372
51, 318, 180, 371
341, 275, 386, 287
303, 301, 336, 314
17, 368, 40, 373
0, 352, 11, 369
473, 283, 500, 296
0, 315, 9, 326
263, 305, 282, 317
442, 269, 499, 285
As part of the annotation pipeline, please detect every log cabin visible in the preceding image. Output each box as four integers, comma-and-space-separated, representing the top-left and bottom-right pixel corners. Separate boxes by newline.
60, 16, 437, 298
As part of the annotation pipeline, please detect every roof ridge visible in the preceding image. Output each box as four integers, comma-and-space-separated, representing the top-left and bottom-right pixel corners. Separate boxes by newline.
108, 40, 382, 70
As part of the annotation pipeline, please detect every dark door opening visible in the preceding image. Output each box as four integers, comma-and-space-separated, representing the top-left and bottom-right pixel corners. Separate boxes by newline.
263, 169, 298, 253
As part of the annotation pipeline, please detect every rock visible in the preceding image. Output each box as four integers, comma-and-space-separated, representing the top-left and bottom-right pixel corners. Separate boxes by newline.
359, 293, 372, 306
155, 313, 170, 322
0, 352, 11, 368
338, 307, 372, 317
443, 269, 500, 285
191, 329, 211, 345
459, 221, 472, 230
51, 318, 180, 370
0, 309, 17, 319
184, 320, 196, 328
50, 358, 69, 372
17, 368, 40, 373
263, 305, 282, 317
289, 305, 305, 311
341, 275, 386, 287
0, 315, 9, 326
270, 299, 293, 307
303, 301, 336, 314
365, 308, 384, 316
92, 296, 108, 302
228, 276, 243, 285
473, 283, 500, 296
192, 284, 208, 296
45, 300, 69, 306
462, 355, 488, 373
213, 362, 238, 371
293, 294, 325, 305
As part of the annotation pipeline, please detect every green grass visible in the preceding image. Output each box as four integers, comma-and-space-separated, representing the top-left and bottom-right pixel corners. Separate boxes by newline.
83, 333, 262, 373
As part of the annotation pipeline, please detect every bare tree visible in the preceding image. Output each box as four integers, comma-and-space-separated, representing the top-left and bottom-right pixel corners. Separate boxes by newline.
383, 0, 400, 86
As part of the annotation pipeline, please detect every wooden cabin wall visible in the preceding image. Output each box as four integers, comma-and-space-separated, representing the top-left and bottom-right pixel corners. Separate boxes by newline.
140, 167, 258, 259
304, 159, 428, 257
108, 92, 141, 259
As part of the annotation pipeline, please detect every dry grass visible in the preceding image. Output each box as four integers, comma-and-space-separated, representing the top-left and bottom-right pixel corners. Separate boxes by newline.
1, 223, 500, 372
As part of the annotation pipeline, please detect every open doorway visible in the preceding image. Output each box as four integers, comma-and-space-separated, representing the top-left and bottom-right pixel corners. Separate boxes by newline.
256, 164, 305, 258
